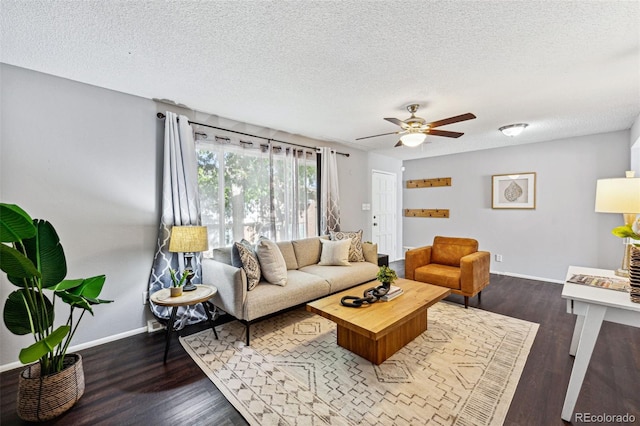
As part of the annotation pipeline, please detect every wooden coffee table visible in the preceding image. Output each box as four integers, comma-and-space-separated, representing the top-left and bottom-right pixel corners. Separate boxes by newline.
306, 278, 450, 364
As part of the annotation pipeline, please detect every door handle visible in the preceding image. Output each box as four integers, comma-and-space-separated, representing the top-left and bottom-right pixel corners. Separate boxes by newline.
373, 223, 378, 226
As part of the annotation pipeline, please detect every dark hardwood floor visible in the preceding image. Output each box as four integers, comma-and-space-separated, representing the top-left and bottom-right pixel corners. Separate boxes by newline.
2, 261, 639, 425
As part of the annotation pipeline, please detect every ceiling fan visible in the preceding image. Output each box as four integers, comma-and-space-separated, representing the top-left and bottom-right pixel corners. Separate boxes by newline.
356, 104, 476, 147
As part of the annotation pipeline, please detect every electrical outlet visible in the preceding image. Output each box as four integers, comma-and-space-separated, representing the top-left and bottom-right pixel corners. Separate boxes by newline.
495, 254, 503, 262
142, 291, 148, 305
147, 319, 165, 333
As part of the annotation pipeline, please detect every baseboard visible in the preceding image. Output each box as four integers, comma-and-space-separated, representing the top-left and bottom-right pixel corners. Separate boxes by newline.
0, 326, 148, 373
490, 270, 564, 285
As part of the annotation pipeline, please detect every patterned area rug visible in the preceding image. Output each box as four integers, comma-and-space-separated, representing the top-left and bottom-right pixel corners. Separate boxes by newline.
180, 302, 538, 426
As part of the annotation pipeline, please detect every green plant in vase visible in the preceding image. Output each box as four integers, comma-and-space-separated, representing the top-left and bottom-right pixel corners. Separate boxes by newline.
1, 203, 113, 421
169, 268, 187, 297
376, 265, 398, 288
0, 203, 112, 374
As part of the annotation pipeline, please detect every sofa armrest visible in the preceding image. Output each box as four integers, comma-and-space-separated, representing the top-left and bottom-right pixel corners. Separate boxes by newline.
460, 251, 490, 296
362, 242, 378, 264
405, 246, 432, 280
202, 258, 247, 320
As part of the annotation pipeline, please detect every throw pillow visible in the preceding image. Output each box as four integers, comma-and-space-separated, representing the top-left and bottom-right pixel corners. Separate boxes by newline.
234, 239, 261, 290
318, 238, 351, 266
330, 230, 365, 262
256, 236, 288, 286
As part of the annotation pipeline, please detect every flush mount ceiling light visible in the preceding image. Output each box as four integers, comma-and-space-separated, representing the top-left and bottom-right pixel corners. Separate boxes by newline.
400, 131, 427, 147
499, 123, 528, 137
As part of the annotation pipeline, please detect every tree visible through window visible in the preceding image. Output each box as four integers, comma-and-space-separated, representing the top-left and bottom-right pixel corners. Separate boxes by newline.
197, 140, 317, 254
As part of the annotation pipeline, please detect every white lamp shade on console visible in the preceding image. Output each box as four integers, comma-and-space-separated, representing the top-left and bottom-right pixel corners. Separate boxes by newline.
595, 177, 640, 215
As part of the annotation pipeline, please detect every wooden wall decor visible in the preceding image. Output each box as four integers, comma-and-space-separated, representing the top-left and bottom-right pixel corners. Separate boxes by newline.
406, 177, 451, 188
404, 209, 450, 218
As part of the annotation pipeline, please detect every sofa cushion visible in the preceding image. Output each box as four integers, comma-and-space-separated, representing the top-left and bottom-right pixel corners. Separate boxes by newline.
431, 236, 479, 267
230, 244, 243, 268
243, 270, 330, 321
275, 241, 299, 270
362, 242, 378, 264
292, 237, 323, 268
415, 264, 461, 290
300, 261, 379, 293
256, 237, 288, 286
330, 230, 365, 262
318, 238, 351, 266
235, 239, 261, 291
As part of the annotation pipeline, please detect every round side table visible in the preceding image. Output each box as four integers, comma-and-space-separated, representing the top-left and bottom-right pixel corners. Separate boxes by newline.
150, 284, 219, 363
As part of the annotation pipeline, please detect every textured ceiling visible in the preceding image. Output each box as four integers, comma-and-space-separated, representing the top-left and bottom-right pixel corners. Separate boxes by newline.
2, 1, 639, 160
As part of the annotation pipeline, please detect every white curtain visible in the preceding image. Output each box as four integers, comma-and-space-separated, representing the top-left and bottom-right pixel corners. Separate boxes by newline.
319, 146, 341, 234
148, 111, 207, 328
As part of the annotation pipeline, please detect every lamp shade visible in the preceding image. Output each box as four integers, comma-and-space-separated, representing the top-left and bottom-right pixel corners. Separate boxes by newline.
168, 226, 209, 252
400, 132, 427, 147
595, 177, 640, 214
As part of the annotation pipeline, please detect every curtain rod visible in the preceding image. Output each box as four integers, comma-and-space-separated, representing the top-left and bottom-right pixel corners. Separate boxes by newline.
156, 112, 349, 157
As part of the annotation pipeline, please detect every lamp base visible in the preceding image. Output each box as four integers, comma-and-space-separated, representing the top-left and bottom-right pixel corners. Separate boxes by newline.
614, 268, 629, 278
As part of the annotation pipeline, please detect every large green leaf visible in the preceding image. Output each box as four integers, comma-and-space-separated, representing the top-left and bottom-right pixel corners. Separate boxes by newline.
20, 219, 67, 288
0, 244, 40, 281
67, 275, 107, 299
3, 289, 54, 335
18, 325, 70, 364
0, 204, 36, 243
56, 291, 94, 314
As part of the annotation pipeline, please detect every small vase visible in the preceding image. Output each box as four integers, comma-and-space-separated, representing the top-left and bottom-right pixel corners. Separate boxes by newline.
629, 246, 640, 304
170, 287, 183, 297
380, 281, 391, 290
17, 354, 84, 422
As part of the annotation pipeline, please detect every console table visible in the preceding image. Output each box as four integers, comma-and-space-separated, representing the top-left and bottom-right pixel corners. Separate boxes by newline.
561, 266, 640, 421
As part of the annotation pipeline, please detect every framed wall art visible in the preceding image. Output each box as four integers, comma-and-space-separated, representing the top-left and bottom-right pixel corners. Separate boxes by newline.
492, 172, 536, 209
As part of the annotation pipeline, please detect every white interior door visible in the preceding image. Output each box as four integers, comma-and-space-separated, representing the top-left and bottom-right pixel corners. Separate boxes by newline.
372, 171, 397, 258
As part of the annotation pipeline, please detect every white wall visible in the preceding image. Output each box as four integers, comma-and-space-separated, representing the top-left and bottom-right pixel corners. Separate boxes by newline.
0, 64, 160, 368
402, 131, 630, 282
0, 65, 372, 368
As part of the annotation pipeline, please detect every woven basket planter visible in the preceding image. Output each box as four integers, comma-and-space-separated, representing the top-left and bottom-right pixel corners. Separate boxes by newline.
17, 354, 85, 422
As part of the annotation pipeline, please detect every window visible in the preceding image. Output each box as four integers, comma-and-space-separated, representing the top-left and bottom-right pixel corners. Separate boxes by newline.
197, 139, 317, 253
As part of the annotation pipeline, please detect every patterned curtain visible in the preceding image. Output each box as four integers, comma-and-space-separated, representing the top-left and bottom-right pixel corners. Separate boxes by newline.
319, 147, 341, 235
148, 111, 207, 329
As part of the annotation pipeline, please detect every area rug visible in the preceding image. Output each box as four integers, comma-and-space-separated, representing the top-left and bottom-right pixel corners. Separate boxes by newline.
180, 302, 538, 426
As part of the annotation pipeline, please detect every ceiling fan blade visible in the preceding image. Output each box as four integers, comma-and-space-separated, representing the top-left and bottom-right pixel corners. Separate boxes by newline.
355, 131, 399, 141
394, 140, 403, 147
384, 117, 409, 128
428, 113, 476, 128
427, 129, 464, 138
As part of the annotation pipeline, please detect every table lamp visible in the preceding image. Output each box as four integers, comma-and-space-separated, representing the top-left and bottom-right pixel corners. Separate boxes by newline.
168, 225, 209, 291
595, 171, 640, 276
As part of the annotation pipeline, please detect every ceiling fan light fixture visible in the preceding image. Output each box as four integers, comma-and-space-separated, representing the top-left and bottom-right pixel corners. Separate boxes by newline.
499, 123, 528, 137
400, 132, 427, 147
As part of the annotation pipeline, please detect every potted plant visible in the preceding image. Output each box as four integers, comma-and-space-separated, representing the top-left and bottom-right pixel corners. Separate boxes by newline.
169, 268, 187, 297
0, 203, 112, 421
376, 265, 398, 289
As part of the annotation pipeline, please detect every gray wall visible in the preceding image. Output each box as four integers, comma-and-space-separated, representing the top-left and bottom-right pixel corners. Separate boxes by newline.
0, 64, 372, 368
0, 64, 161, 368
402, 131, 630, 282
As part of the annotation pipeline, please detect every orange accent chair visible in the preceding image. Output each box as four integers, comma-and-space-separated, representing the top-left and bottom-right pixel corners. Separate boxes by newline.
405, 236, 490, 308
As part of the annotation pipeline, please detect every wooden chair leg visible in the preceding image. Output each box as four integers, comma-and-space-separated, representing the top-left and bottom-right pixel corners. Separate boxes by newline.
464, 296, 469, 309
245, 322, 250, 346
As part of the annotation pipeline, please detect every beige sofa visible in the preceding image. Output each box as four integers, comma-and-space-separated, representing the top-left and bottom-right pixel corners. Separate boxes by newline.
202, 236, 379, 344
